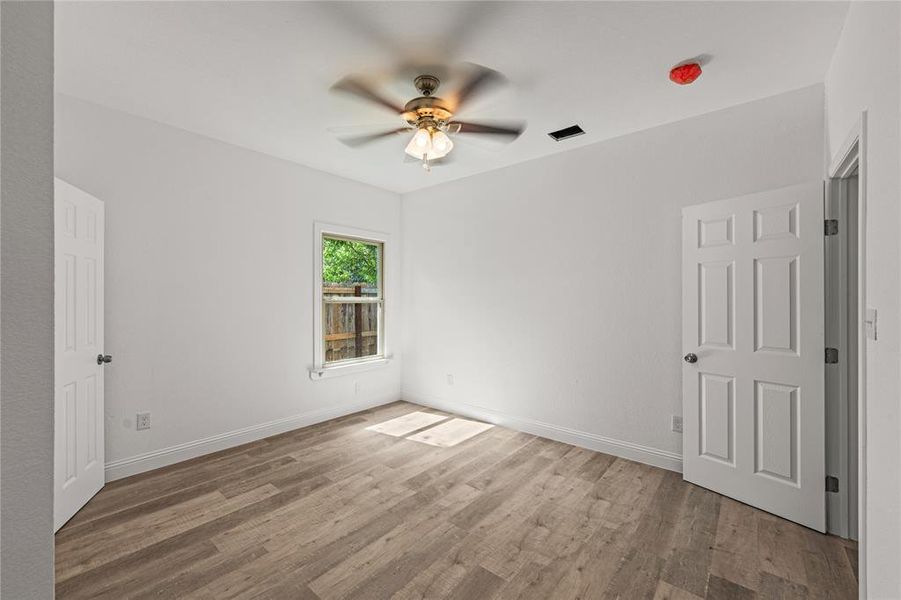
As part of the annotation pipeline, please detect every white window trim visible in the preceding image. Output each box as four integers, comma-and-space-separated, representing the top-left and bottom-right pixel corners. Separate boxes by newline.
310, 222, 391, 380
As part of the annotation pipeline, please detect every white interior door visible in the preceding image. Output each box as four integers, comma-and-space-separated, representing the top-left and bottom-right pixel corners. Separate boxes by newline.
682, 182, 825, 531
54, 178, 106, 531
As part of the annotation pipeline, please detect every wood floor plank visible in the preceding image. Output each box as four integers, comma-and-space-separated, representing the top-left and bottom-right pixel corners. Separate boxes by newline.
55, 401, 858, 600
60, 485, 329, 599
501, 524, 634, 600
709, 497, 761, 591
445, 565, 505, 600
247, 578, 321, 600
131, 543, 269, 600
603, 547, 667, 599
56, 540, 219, 599
629, 470, 691, 563
210, 465, 403, 555
202, 478, 461, 597
705, 574, 756, 599
844, 545, 859, 583
342, 521, 467, 600
65, 451, 257, 527
660, 485, 721, 597
758, 572, 810, 599
390, 536, 482, 600
801, 526, 858, 599
307, 483, 480, 598
654, 580, 704, 600
56, 485, 279, 580
449, 453, 554, 532
576, 450, 618, 483
476, 451, 599, 580
757, 514, 810, 587
401, 430, 531, 492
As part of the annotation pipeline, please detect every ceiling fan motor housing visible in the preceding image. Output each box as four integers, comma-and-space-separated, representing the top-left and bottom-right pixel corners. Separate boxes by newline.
402, 75, 452, 128
402, 96, 453, 128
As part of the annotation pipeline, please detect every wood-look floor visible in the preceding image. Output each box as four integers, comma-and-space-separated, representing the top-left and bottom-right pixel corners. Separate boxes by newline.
56, 402, 858, 599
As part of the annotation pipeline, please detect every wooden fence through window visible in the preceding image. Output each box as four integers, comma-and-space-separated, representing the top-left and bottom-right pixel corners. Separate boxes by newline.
323, 283, 379, 362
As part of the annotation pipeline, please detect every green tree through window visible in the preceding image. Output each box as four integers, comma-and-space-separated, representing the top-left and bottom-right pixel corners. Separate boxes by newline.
322, 237, 378, 284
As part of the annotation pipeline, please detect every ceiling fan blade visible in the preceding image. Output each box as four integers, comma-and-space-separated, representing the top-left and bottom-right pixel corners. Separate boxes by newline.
338, 128, 409, 148
448, 63, 506, 112
454, 120, 525, 140
328, 122, 407, 134
331, 76, 405, 114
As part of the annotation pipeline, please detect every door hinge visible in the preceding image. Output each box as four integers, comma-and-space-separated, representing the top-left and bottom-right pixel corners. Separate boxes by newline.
824, 219, 839, 235
826, 476, 840, 493
825, 347, 839, 364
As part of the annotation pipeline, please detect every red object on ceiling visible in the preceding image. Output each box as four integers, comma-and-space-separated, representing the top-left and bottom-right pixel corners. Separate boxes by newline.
669, 62, 702, 85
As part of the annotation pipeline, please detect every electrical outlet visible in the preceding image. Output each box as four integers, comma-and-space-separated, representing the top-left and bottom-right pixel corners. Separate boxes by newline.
354, 381, 361, 395
136, 412, 151, 431
671, 415, 683, 434
446, 374, 454, 386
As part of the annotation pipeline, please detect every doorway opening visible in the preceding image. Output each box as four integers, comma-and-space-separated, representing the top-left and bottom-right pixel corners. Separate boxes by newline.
824, 115, 866, 554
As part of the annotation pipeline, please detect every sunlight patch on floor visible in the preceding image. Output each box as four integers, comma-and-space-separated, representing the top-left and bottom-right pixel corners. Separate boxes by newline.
405, 418, 494, 447
366, 412, 494, 447
364, 411, 449, 437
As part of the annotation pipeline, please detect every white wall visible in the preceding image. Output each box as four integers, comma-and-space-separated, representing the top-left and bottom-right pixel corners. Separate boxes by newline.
0, 1, 55, 597
402, 85, 824, 469
55, 95, 403, 479
825, 3, 901, 598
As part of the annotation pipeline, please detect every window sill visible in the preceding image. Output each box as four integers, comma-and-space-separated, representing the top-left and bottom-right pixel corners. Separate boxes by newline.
309, 356, 392, 380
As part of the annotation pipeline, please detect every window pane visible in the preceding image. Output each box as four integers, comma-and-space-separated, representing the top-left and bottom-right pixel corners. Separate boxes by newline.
321, 235, 382, 364
323, 301, 379, 363
322, 237, 380, 298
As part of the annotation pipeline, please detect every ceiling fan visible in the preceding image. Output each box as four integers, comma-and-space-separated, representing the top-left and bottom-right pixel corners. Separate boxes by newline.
330, 64, 525, 171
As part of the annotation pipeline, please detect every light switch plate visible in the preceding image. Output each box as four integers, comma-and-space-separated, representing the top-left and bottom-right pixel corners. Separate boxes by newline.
866, 307, 877, 340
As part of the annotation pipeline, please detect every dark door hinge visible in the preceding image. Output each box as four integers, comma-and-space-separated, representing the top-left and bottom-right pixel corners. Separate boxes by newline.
825, 348, 839, 364
825, 219, 839, 235
826, 476, 840, 493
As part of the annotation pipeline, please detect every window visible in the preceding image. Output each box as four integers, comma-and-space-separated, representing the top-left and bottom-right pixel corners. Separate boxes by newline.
312, 223, 387, 377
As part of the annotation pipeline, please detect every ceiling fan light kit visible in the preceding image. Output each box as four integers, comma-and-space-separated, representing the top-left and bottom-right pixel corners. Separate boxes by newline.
401, 76, 455, 170
331, 64, 525, 173
404, 127, 454, 165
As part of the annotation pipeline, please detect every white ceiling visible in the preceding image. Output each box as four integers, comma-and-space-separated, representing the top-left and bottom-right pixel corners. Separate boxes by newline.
56, 1, 848, 194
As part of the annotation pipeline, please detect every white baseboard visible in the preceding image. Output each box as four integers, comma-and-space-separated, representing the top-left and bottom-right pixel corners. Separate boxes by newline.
407, 395, 683, 473
104, 397, 395, 482
106, 395, 683, 482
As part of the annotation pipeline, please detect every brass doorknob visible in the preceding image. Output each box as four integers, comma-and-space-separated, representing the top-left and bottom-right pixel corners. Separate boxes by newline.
683, 353, 698, 364
97, 354, 112, 365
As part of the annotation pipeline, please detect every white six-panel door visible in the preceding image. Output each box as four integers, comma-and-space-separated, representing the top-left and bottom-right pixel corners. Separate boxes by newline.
54, 179, 106, 531
682, 182, 825, 531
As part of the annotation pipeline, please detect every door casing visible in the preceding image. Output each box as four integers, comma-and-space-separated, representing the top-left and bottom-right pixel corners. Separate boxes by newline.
825, 113, 867, 589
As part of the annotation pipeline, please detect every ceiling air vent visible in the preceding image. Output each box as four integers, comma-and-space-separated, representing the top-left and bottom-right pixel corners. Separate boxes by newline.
548, 125, 585, 142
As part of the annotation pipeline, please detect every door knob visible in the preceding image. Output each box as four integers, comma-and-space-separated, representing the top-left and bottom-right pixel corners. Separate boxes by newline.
683, 353, 698, 364
97, 354, 112, 365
